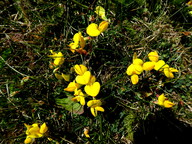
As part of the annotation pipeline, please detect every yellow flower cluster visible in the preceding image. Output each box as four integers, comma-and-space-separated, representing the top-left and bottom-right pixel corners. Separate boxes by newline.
126, 53, 143, 84
48, 6, 109, 81
24, 123, 48, 144
47, 6, 108, 117
69, 6, 109, 53
143, 51, 178, 78
64, 64, 104, 117
126, 51, 178, 84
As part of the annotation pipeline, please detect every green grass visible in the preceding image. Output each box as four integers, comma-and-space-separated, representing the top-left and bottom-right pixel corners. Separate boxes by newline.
0, 0, 192, 144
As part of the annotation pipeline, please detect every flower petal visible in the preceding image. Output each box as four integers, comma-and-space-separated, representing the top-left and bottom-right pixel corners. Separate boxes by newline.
74, 64, 88, 75
84, 128, 90, 138
90, 107, 96, 117
54, 73, 63, 80
158, 94, 166, 106
126, 64, 134, 75
53, 52, 64, 66
89, 75, 96, 84
73, 32, 81, 44
61, 73, 70, 81
76, 71, 91, 85
24, 137, 34, 144
40, 123, 48, 134
79, 96, 86, 106
80, 36, 86, 48
84, 82, 100, 97
87, 100, 102, 107
131, 74, 139, 85
134, 65, 143, 75
86, 23, 101, 37
169, 67, 178, 72
24, 123, 32, 135
164, 67, 171, 78
143, 61, 156, 71
28, 124, 43, 138
95, 106, 104, 112
133, 58, 143, 65
154, 60, 166, 71
148, 51, 159, 62
164, 100, 175, 108
64, 81, 80, 92
98, 21, 109, 33
69, 43, 78, 53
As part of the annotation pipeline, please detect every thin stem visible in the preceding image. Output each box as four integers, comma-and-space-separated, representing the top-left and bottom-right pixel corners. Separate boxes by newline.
71, 0, 90, 9
0, 56, 29, 77
60, 137, 75, 144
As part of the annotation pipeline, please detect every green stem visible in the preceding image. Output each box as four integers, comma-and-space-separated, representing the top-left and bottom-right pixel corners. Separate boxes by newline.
71, 0, 90, 9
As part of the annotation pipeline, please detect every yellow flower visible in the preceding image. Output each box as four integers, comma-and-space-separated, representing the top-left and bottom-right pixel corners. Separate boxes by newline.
126, 54, 143, 85
24, 137, 35, 144
24, 123, 43, 138
83, 127, 90, 138
133, 58, 143, 65
95, 6, 108, 21
148, 51, 159, 62
143, 51, 159, 71
84, 82, 100, 97
131, 74, 139, 85
39, 123, 48, 134
164, 100, 175, 108
68, 43, 78, 53
87, 99, 104, 117
74, 89, 85, 97
134, 64, 143, 75
64, 81, 80, 92
88, 75, 96, 85
126, 64, 135, 75
126, 64, 143, 75
154, 60, 168, 71
163, 67, 178, 78
86, 21, 109, 37
54, 73, 70, 81
24, 123, 48, 143
143, 61, 156, 71
126, 61, 143, 76
86, 23, 100, 37
48, 50, 64, 66
157, 94, 175, 108
61, 73, 70, 81
74, 64, 88, 75
69, 32, 86, 53
98, 21, 109, 33
72, 89, 86, 105
75, 71, 91, 85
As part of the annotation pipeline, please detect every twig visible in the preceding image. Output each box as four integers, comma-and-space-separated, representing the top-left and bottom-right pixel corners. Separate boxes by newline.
60, 137, 75, 144
71, 0, 90, 9
0, 56, 29, 77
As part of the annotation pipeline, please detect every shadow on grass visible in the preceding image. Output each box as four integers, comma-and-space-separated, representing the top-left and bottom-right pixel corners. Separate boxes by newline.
134, 109, 192, 144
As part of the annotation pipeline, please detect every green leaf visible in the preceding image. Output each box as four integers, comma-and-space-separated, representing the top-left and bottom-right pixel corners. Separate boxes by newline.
56, 97, 84, 115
